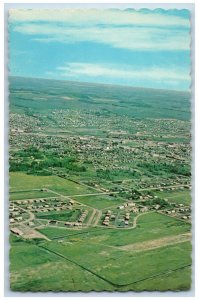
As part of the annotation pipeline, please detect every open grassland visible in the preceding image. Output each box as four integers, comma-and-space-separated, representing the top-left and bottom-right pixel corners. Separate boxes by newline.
118, 266, 191, 291
43, 239, 191, 286
10, 172, 95, 196
10, 230, 191, 291
72, 194, 123, 209
155, 189, 191, 205
10, 235, 113, 292
36, 209, 81, 222
9, 190, 55, 201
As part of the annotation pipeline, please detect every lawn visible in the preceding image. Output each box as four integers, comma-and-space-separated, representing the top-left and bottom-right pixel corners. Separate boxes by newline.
119, 266, 191, 291
72, 194, 124, 209
9, 172, 96, 196
10, 234, 112, 292
155, 189, 192, 206
36, 209, 81, 222
9, 190, 55, 201
43, 240, 191, 286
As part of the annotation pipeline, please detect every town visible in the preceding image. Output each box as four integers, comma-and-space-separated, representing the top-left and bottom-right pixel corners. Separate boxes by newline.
9, 77, 192, 292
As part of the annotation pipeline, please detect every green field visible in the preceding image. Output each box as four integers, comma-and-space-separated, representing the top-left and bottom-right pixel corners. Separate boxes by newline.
10, 234, 113, 292
36, 209, 81, 222
73, 194, 123, 209
155, 189, 191, 205
10, 223, 191, 291
9, 190, 55, 201
10, 172, 96, 196
43, 240, 191, 286
119, 266, 191, 291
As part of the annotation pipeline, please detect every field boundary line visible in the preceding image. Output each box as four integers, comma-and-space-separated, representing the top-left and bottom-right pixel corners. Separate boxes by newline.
38, 244, 191, 288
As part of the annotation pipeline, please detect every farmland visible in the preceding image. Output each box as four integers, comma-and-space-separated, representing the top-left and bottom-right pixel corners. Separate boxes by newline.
9, 77, 192, 291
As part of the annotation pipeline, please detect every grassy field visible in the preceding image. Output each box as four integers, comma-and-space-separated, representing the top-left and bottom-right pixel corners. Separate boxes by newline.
36, 209, 81, 222
72, 194, 123, 209
9, 190, 55, 201
43, 239, 191, 286
10, 172, 96, 196
119, 266, 191, 291
155, 190, 191, 205
10, 228, 191, 292
10, 234, 113, 292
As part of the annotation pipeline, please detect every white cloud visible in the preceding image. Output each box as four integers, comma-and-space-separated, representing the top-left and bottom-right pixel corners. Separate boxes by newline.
9, 9, 190, 28
12, 23, 190, 51
10, 9, 190, 51
56, 62, 190, 83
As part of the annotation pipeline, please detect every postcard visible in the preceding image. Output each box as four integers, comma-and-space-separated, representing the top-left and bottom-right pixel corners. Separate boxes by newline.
8, 7, 192, 292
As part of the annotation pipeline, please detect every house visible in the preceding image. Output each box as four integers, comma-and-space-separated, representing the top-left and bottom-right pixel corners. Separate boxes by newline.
179, 208, 185, 212
128, 202, 135, 207
10, 227, 23, 236
118, 205, 124, 209
154, 205, 160, 210
132, 207, 139, 213
103, 221, 109, 226
140, 207, 148, 212
49, 220, 57, 224
65, 222, 71, 226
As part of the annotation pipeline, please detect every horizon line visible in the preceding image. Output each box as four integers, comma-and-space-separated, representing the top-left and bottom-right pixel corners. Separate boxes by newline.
8, 75, 191, 94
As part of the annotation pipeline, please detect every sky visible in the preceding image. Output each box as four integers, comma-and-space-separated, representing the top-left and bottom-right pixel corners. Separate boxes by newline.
9, 9, 191, 91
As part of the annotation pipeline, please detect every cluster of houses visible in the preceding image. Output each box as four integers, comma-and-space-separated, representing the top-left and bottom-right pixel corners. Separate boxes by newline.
101, 203, 148, 227
9, 203, 26, 224
64, 221, 83, 227
48, 208, 87, 227
14, 197, 76, 214
117, 201, 147, 214
124, 212, 130, 225
102, 210, 115, 226
164, 204, 191, 221
78, 210, 88, 223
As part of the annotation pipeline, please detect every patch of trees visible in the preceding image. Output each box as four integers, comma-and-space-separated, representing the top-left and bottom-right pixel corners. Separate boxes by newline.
144, 198, 172, 209
10, 147, 87, 175
96, 168, 141, 180
137, 161, 191, 177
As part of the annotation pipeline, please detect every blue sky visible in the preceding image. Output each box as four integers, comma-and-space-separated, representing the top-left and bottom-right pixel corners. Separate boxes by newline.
9, 9, 191, 91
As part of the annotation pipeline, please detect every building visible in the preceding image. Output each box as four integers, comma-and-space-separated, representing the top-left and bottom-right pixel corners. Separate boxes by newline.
10, 227, 23, 236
